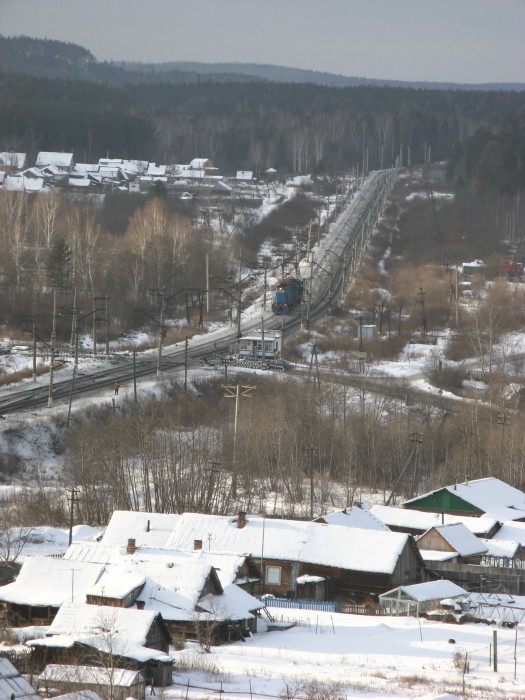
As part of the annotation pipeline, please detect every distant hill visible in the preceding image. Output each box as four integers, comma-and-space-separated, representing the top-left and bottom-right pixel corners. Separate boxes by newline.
1, 36, 523, 91
122, 61, 525, 92
0, 35, 265, 85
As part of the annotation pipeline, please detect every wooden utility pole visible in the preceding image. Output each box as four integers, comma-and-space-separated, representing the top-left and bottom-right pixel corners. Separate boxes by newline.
222, 384, 255, 499
48, 290, 57, 408
68, 487, 80, 545
418, 287, 427, 337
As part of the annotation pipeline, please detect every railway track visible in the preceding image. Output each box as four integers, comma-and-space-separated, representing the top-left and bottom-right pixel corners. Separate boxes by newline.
0, 170, 395, 415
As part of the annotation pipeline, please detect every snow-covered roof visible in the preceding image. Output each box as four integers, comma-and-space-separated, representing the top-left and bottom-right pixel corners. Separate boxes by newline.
73, 163, 100, 173
405, 477, 525, 521
0, 152, 26, 168
42, 164, 67, 176
380, 580, 467, 603
189, 158, 209, 169
370, 504, 498, 536
38, 664, 143, 687
316, 507, 390, 531
35, 152, 73, 168
63, 541, 259, 621
479, 538, 520, 558
29, 602, 171, 663
491, 520, 525, 545
4, 175, 45, 192
146, 164, 166, 176
236, 170, 253, 180
0, 657, 39, 700
164, 512, 412, 574
0, 557, 104, 607
100, 510, 413, 575
68, 177, 91, 188
297, 574, 325, 584
419, 523, 488, 557
418, 549, 458, 562
86, 569, 145, 599
101, 510, 181, 547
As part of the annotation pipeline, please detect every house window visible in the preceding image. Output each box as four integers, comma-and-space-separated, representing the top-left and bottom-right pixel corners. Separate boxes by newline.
266, 566, 282, 585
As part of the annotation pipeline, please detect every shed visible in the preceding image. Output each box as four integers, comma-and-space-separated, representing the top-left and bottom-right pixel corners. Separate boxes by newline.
38, 665, 145, 700
27, 603, 173, 686
379, 580, 468, 617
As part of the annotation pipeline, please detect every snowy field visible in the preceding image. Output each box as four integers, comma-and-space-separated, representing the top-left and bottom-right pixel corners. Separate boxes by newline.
168, 607, 524, 699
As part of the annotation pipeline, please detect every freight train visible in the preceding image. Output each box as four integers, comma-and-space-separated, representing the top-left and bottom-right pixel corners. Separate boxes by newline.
271, 277, 304, 314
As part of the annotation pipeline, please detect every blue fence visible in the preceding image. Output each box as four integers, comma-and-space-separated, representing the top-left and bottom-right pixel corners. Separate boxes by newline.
263, 597, 339, 613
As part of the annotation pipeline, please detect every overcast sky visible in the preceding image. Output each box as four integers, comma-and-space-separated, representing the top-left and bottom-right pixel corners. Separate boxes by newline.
1, 0, 524, 84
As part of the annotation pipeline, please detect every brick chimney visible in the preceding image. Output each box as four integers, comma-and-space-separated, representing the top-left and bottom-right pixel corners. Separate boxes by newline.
237, 511, 247, 529
194, 539, 203, 551
126, 538, 136, 555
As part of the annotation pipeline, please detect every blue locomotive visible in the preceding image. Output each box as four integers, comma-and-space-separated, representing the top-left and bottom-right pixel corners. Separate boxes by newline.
271, 277, 304, 314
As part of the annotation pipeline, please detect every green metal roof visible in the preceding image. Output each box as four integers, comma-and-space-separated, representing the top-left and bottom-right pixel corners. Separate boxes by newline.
403, 489, 483, 515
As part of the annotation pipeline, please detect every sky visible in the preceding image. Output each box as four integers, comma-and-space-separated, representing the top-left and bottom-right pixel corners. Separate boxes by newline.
1, 0, 524, 84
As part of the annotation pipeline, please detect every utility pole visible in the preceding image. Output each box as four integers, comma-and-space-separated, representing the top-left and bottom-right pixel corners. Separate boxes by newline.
222, 384, 255, 499
263, 260, 268, 310
48, 290, 57, 408
105, 296, 110, 355
157, 290, 165, 376
418, 287, 427, 337
92, 296, 97, 357
32, 300, 37, 382
261, 315, 265, 366
68, 487, 80, 546
206, 252, 210, 315
184, 337, 188, 390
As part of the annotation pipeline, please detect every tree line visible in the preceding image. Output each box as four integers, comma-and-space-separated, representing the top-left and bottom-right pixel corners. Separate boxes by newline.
1, 38, 524, 175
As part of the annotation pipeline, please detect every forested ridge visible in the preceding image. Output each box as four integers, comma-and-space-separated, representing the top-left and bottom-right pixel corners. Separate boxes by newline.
1, 36, 525, 174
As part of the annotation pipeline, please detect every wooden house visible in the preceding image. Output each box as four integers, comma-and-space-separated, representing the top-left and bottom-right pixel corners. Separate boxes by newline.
63, 539, 262, 642
416, 523, 488, 565
370, 504, 499, 539
38, 665, 145, 700
35, 152, 74, 172
161, 511, 427, 601
27, 602, 173, 686
0, 557, 104, 625
404, 477, 525, 521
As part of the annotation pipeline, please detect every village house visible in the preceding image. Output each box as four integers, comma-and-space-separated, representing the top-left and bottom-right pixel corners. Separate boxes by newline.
404, 477, 525, 521
62, 538, 262, 641
0, 557, 105, 625
413, 522, 525, 594
27, 602, 173, 686
35, 152, 74, 172
38, 665, 145, 700
416, 522, 489, 566
370, 504, 499, 538
157, 511, 427, 601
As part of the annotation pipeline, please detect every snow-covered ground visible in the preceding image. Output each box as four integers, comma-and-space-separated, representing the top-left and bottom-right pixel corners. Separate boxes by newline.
168, 606, 523, 699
